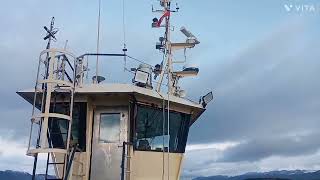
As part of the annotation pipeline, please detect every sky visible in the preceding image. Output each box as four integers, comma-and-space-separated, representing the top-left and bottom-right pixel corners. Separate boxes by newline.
1, 0, 320, 178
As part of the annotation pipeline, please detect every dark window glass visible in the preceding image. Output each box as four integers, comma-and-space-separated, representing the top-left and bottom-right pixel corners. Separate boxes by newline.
99, 113, 120, 143
48, 102, 87, 151
134, 105, 191, 153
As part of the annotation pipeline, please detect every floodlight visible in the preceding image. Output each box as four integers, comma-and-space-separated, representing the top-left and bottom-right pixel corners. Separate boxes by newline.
134, 70, 149, 84
201, 91, 213, 108
178, 90, 187, 98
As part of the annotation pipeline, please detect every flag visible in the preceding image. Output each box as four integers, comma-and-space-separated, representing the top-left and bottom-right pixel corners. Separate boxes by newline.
156, 10, 170, 27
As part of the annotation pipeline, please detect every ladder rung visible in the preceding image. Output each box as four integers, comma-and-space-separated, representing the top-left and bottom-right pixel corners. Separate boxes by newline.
73, 160, 84, 165
48, 162, 65, 165
49, 132, 68, 135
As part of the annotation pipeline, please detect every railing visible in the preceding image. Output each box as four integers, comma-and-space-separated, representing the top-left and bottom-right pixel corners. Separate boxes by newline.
74, 52, 159, 88
64, 144, 80, 180
121, 141, 133, 180
28, 48, 76, 155
28, 48, 77, 180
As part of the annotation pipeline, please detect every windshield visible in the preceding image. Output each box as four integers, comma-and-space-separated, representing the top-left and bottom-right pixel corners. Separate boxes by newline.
134, 105, 191, 153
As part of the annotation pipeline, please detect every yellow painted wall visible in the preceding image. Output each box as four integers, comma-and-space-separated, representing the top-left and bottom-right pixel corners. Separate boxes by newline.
130, 150, 184, 180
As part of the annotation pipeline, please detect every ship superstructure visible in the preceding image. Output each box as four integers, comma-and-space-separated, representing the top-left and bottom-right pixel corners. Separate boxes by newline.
17, 0, 213, 180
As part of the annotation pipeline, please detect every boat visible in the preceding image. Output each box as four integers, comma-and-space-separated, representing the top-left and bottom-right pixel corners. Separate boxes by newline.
17, 0, 213, 179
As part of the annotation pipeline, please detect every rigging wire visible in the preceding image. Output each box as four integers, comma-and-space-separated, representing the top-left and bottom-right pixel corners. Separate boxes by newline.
167, 66, 171, 180
86, 55, 89, 81
159, 53, 167, 180
126, 55, 153, 67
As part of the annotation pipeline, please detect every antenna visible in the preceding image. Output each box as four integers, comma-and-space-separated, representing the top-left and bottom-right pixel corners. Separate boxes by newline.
180, 27, 195, 38
180, 26, 200, 44
43, 17, 58, 50
95, 0, 102, 84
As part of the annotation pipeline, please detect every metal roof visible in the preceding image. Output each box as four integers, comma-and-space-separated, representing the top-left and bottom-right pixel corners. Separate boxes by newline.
17, 83, 204, 110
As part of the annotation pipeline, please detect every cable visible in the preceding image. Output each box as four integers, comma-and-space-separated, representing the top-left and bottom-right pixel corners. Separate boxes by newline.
154, 90, 166, 180
167, 69, 170, 180
126, 55, 153, 67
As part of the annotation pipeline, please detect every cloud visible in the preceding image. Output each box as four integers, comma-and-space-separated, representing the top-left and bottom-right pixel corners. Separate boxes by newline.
183, 142, 241, 174
0, 134, 34, 172
183, 140, 320, 177
0, 134, 48, 173
219, 131, 320, 162
182, 16, 320, 177
187, 17, 320, 144
186, 141, 240, 152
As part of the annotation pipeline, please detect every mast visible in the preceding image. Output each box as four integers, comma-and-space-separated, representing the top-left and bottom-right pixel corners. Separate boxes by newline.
155, 0, 173, 93
152, 1, 177, 179
153, 0, 199, 96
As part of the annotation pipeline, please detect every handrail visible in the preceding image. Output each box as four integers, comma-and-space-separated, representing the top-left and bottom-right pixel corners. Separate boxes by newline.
59, 54, 74, 72
38, 48, 76, 86
65, 144, 80, 180
78, 53, 126, 59
121, 141, 133, 180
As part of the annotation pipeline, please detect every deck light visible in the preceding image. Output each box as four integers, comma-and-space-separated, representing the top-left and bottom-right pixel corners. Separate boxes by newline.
201, 91, 213, 108
134, 70, 149, 85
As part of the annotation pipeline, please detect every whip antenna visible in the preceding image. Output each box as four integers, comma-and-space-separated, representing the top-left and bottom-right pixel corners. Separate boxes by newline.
95, 0, 102, 83
122, 0, 128, 71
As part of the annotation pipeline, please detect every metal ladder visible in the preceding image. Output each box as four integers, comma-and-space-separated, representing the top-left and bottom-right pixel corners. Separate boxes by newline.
28, 49, 77, 180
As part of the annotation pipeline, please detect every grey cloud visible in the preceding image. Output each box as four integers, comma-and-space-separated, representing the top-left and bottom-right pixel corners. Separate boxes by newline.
183, 151, 320, 177
219, 132, 320, 162
187, 18, 320, 144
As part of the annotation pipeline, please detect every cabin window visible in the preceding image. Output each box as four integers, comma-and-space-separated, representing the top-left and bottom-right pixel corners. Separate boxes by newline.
134, 105, 191, 153
99, 113, 121, 143
48, 102, 87, 151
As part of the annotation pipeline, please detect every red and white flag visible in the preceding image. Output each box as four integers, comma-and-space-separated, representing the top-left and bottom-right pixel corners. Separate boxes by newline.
156, 10, 170, 27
